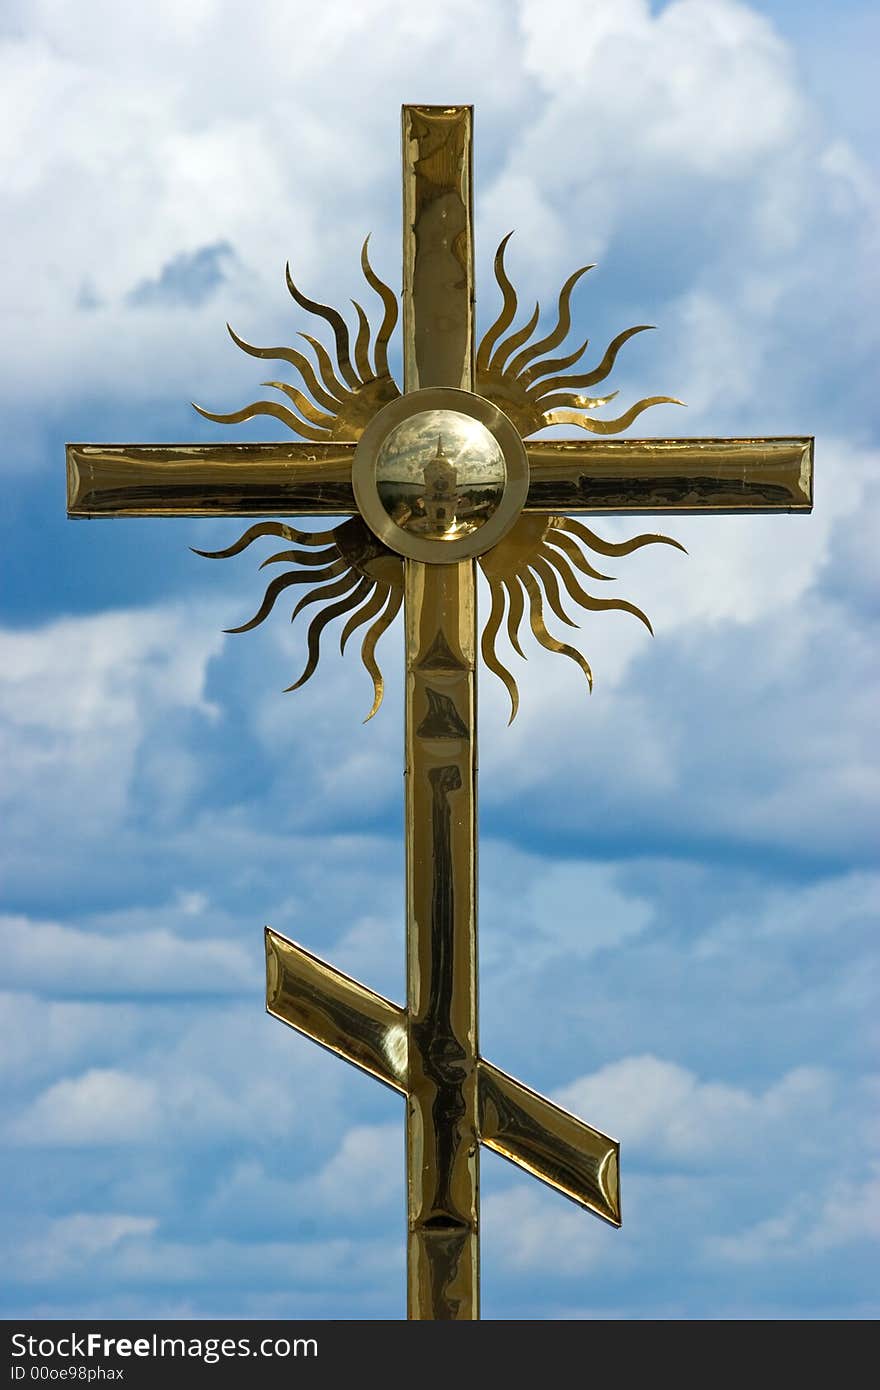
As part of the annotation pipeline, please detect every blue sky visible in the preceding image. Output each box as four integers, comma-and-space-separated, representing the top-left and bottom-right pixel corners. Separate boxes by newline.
1, 0, 878, 1320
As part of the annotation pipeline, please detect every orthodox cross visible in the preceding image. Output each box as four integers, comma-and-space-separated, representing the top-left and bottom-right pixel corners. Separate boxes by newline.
67, 106, 812, 1320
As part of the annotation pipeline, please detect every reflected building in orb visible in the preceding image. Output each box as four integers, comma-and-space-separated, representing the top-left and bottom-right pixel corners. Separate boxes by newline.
422, 435, 459, 535
375, 408, 508, 542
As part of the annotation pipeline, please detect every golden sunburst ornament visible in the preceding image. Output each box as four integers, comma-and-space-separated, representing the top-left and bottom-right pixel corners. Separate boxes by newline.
194, 515, 403, 720
195, 234, 684, 719
194, 238, 400, 442
476, 233, 682, 437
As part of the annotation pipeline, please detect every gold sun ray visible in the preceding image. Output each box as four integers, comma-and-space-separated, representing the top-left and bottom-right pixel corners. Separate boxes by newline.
192, 237, 401, 442
521, 569, 594, 690
290, 569, 366, 622
481, 579, 520, 724
508, 264, 594, 381
518, 332, 592, 390
478, 512, 685, 721
340, 582, 392, 654
530, 556, 580, 628
544, 528, 618, 583
475, 234, 683, 438
196, 516, 404, 717
489, 300, 540, 375
503, 576, 527, 658
360, 588, 403, 722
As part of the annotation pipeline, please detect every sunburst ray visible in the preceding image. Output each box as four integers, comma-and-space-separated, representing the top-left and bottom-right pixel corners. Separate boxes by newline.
528, 325, 654, 399
193, 237, 401, 444
520, 334, 592, 389
476, 232, 518, 371
361, 235, 398, 378
222, 326, 342, 414
478, 512, 684, 716
361, 588, 403, 722
476, 235, 681, 438
481, 579, 520, 724
530, 556, 580, 629
298, 331, 349, 402
489, 301, 540, 375
256, 545, 339, 569
290, 570, 367, 622
196, 515, 404, 716
544, 397, 683, 435
285, 587, 373, 692
192, 519, 339, 560
261, 381, 337, 429
340, 582, 393, 654
225, 567, 342, 634
503, 575, 527, 658
536, 389, 619, 414
285, 264, 359, 391
521, 570, 593, 690
192, 397, 329, 440
555, 517, 688, 557
543, 528, 616, 581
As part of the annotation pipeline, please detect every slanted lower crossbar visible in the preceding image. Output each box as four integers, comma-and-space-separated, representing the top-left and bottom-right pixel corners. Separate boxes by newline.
265, 927, 621, 1228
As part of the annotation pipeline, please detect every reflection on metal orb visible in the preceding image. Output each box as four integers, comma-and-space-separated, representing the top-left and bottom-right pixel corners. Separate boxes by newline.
352, 386, 529, 563
375, 409, 507, 541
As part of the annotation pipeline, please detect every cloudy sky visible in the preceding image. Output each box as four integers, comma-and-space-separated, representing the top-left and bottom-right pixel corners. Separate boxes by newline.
1, 0, 878, 1321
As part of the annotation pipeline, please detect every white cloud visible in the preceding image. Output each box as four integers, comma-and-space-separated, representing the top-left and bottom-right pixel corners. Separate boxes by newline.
0, 604, 222, 859
0, 992, 142, 1084
8, 1210, 399, 1295
519, 0, 803, 173
556, 1055, 833, 1165
2, 0, 874, 459
483, 1181, 614, 1276
0, 912, 255, 995
706, 1170, 880, 1264
3, 994, 364, 1150
480, 846, 655, 974
14, 1213, 158, 1283
9, 1067, 161, 1144
297, 1123, 401, 1217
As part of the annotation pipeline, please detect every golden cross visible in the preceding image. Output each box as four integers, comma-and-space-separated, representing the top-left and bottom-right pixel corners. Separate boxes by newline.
66, 106, 812, 1321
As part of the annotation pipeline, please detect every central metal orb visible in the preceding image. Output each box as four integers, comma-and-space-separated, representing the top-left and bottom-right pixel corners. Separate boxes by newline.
377, 409, 506, 541
352, 388, 529, 563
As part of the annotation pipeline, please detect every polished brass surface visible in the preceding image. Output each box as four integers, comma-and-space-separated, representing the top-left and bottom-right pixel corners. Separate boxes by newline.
525, 436, 814, 512
477, 234, 682, 437
479, 513, 685, 721
402, 105, 474, 393
352, 386, 529, 563
401, 105, 481, 1322
405, 560, 479, 1318
68, 436, 813, 517
195, 515, 403, 718
265, 926, 620, 1225
66, 442, 357, 517
266, 927, 407, 1091
477, 1062, 619, 1224
66, 100, 813, 1322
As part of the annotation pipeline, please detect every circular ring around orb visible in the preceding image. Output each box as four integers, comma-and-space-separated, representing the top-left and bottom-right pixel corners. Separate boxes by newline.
352, 387, 529, 563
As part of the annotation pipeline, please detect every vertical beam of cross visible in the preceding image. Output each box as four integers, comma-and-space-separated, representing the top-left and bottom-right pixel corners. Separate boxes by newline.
401, 105, 479, 1321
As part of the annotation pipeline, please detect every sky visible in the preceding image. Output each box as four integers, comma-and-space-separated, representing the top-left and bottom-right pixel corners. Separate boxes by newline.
1, 0, 878, 1322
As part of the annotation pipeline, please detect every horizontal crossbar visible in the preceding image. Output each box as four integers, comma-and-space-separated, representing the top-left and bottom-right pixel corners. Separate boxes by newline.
265, 927, 620, 1225
68, 436, 812, 517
